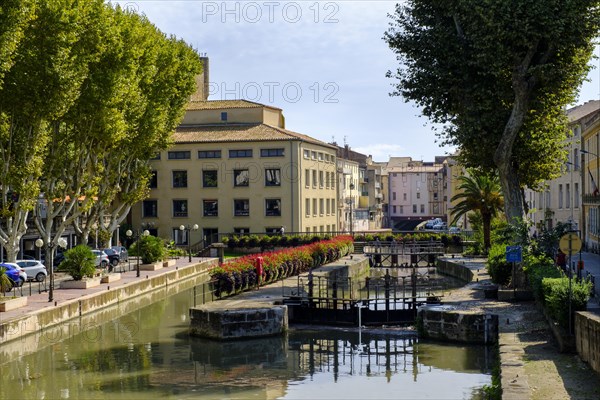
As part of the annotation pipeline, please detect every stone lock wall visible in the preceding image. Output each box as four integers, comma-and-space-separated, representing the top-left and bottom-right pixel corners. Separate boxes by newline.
189, 305, 288, 340
418, 307, 499, 344
575, 311, 600, 374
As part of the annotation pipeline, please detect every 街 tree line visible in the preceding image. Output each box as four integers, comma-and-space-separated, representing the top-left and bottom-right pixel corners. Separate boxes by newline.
0, 0, 203, 262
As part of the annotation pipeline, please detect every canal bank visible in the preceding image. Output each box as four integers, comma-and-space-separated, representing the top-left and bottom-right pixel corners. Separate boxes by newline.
439, 256, 600, 400
0, 257, 218, 348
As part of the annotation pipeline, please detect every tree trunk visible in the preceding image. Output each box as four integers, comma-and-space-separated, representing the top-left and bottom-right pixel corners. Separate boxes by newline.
482, 214, 492, 251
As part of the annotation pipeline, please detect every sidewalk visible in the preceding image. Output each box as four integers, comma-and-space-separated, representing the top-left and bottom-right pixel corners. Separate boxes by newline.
0, 256, 211, 324
443, 256, 600, 400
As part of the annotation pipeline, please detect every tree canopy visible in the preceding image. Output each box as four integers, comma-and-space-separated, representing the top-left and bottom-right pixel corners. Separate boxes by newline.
384, 0, 600, 221
0, 0, 202, 260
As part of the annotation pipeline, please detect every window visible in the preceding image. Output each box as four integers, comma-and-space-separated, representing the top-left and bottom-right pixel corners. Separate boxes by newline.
305, 169, 310, 187
303, 149, 310, 159
319, 171, 324, 187
173, 200, 188, 217
234, 199, 250, 216
319, 198, 324, 215
311, 151, 317, 160
265, 227, 280, 234
203, 170, 218, 187
420, 204, 425, 213
150, 153, 161, 160
149, 171, 157, 189
203, 200, 218, 217
575, 183, 580, 208
412, 204, 417, 213
261, 148, 284, 157
172, 170, 188, 188
305, 198, 310, 216
168, 151, 190, 160
229, 149, 252, 158
393, 192, 396, 201
331, 198, 335, 210
325, 154, 329, 162
265, 199, 281, 216
221, 112, 227, 121
574, 148, 580, 170
265, 168, 281, 186
234, 228, 249, 235
312, 199, 317, 216
566, 184, 571, 209
559, 184, 563, 209
399, 205, 403, 214
234, 169, 249, 186
433, 192, 438, 200
393, 205, 397, 213
318, 152, 324, 161
198, 150, 221, 159
325, 172, 330, 188
143, 200, 157, 218
312, 170, 317, 188
416, 192, 420, 199
331, 174, 335, 189
326, 198, 330, 215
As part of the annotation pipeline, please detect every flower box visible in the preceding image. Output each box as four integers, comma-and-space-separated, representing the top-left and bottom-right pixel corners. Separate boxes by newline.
60, 277, 102, 289
139, 262, 163, 271
0, 296, 28, 312
101, 273, 121, 283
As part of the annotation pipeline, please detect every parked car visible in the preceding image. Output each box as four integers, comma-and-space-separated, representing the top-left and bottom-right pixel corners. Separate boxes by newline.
102, 248, 121, 269
15, 260, 48, 282
425, 218, 443, 229
92, 250, 109, 268
0, 262, 26, 289
448, 226, 461, 234
433, 222, 447, 231
111, 246, 128, 262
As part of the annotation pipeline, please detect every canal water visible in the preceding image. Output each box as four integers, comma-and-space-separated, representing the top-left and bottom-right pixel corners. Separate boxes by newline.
0, 286, 494, 399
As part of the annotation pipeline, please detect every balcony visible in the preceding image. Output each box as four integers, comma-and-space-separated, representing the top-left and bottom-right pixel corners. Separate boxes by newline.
583, 194, 600, 204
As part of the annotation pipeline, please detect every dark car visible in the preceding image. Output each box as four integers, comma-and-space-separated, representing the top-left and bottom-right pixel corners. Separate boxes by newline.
102, 248, 121, 269
53, 252, 65, 270
111, 246, 128, 262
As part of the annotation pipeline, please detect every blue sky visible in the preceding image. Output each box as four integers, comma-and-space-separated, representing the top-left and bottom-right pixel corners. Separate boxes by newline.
114, 1, 600, 162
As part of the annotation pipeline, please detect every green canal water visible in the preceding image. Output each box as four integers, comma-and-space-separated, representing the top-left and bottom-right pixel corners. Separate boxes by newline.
0, 287, 495, 399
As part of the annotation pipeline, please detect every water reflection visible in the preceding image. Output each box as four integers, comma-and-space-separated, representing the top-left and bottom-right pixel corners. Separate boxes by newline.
0, 289, 493, 399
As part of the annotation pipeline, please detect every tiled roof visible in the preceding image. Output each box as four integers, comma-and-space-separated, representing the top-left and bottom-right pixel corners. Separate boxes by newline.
186, 99, 282, 111
567, 100, 600, 123
173, 123, 336, 149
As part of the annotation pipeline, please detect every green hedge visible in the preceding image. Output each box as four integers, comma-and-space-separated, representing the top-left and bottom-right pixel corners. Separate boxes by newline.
486, 244, 512, 285
542, 277, 591, 328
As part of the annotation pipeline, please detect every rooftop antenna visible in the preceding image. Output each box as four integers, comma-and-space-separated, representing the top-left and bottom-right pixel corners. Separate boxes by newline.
343, 136, 348, 146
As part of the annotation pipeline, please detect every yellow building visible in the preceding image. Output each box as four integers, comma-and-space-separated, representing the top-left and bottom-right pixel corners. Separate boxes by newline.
130, 99, 338, 246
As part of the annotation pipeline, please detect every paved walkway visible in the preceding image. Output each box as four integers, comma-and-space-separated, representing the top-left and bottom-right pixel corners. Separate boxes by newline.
0, 256, 211, 324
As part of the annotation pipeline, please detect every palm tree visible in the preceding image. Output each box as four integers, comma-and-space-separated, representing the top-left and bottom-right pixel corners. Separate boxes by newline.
451, 171, 504, 252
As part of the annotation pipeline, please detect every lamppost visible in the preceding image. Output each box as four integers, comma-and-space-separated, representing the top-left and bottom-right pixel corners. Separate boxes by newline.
179, 224, 199, 262
347, 183, 355, 236
126, 229, 149, 277
35, 237, 67, 302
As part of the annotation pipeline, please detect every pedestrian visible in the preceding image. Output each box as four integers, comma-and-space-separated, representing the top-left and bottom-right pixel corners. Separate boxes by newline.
280, 225, 285, 236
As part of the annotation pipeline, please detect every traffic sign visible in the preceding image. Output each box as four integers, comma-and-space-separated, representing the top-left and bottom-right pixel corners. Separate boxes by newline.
506, 246, 522, 263
559, 233, 582, 255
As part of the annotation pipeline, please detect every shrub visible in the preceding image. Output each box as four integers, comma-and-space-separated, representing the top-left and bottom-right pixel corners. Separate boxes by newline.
522, 253, 561, 302
0, 267, 14, 294
542, 277, 591, 329
486, 243, 512, 285
62, 245, 96, 281
138, 235, 167, 264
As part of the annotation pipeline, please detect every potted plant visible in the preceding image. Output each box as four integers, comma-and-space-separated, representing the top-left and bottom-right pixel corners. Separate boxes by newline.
138, 235, 167, 271
60, 245, 101, 289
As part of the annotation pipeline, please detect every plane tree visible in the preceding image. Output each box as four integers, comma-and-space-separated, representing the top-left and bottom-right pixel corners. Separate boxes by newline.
384, 0, 600, 222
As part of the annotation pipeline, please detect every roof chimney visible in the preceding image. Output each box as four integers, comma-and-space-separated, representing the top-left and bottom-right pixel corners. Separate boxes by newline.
190, 56, 209, 101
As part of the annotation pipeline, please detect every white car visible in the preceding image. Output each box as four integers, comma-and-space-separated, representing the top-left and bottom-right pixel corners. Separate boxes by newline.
15, 260, 48, 282
92, 250, 109, 268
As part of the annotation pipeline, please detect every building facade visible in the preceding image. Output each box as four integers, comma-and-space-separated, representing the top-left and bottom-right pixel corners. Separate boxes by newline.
130, 99, 338, 246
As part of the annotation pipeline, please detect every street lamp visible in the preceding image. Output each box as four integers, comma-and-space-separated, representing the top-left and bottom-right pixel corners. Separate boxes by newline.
126, 229, 150, 277
179, 224, 199, 262
35, 237, 67, 303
